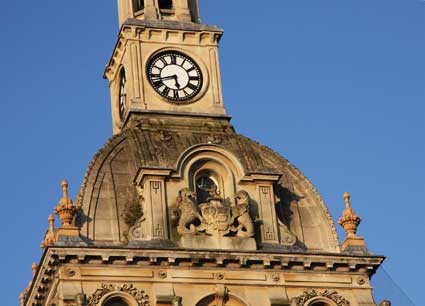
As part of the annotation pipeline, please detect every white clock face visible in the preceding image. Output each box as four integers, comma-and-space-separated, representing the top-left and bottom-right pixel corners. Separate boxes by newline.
147, 51, 203, 102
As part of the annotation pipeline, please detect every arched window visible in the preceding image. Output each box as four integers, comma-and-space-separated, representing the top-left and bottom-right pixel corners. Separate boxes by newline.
158, 0, 173, 10
103, 297, 129, 306
134, 0, 144, 11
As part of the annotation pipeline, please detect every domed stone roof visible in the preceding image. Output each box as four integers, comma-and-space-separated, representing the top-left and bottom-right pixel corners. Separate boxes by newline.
76, 115, 339, 253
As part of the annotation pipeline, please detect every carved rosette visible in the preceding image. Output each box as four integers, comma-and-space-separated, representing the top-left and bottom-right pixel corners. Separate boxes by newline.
292, 289, 351, 306
87, 283, 150, 306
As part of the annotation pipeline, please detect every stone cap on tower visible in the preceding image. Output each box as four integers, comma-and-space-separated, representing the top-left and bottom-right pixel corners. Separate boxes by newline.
117, 0, 200, 26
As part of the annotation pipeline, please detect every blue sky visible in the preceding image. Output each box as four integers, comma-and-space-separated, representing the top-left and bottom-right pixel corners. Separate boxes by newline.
0, 1, 423, 305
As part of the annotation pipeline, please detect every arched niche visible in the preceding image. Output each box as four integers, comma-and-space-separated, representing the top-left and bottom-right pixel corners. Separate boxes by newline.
176, 145, 246, 204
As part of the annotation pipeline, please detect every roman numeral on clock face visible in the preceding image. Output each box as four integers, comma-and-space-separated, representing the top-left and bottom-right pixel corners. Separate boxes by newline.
187, 83, 198, 91
152, 79, 163, 88
170, 55, 177, 65
162, 87, 170, 96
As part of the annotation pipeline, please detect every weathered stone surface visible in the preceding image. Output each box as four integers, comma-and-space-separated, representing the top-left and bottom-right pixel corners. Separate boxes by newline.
75, 115, 339, 253
179, 235, 257, 251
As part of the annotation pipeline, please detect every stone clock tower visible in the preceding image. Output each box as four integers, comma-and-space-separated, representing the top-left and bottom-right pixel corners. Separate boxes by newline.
105, 0, 225, 134
21, 1, 389, 306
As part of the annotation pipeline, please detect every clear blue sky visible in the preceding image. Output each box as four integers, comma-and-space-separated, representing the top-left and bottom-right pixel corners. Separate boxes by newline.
0, 1, 423, 305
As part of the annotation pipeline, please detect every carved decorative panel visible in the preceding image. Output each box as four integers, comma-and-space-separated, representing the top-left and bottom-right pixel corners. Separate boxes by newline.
292, 289, 350, 306
87, 283, 150, 306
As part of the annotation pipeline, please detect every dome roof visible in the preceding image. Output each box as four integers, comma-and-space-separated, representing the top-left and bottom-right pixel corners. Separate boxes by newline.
76, 116, 339, 253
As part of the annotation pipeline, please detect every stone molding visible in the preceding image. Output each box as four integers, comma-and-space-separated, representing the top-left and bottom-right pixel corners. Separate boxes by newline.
292, 289, 351, 306
25, 247, 383, 306
48, 248, 383, 272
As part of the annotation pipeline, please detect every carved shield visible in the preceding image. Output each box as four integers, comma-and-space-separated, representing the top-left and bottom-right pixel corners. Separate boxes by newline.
200, 202, 232, 236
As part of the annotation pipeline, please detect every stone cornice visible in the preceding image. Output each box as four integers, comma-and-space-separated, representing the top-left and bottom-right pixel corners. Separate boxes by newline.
123, 19, 224, 33
25, 246, 384, 306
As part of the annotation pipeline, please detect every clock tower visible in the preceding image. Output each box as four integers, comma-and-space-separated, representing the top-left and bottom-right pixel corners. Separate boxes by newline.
106, 0, 225, 134
21, 1, 390, 306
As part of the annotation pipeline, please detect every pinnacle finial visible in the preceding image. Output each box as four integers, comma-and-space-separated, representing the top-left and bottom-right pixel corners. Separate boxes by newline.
339, 191, 361, 237
31, 263, 37, 276
19, 291, 26, 306
54, 179, 77, 227
48, 214, 54, 230
338, 191, 366, 251
41, 214, 56, 249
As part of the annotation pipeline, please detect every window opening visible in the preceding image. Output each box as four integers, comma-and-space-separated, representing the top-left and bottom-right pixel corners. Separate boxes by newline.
158, 0, 173, 10
196, 172, 219, 204
135, 0, 145, 11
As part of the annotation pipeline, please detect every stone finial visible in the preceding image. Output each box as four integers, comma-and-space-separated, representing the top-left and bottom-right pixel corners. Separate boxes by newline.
54, 179, 77, 227
339, 192, 361, 237
40, 214, 56, 249
380, 300, 391, 306
31, 263, 38, 276
19, 291, 26, 306
338, 192, 366, 251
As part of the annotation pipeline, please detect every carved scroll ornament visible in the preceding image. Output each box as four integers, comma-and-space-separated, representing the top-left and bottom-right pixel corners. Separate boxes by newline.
87, 283, 150, 306
291, 289, 351, 306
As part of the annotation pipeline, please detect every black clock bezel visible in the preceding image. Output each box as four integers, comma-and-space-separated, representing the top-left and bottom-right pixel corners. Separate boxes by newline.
146, 51, 203, 103
118, 68, 127, 120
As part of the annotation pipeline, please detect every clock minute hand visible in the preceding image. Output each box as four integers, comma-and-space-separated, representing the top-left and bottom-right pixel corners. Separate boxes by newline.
160, 75, 177, 81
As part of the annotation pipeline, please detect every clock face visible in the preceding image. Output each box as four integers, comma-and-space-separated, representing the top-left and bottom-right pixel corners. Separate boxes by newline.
118, 69, 127, 120
147, 51, 203, 102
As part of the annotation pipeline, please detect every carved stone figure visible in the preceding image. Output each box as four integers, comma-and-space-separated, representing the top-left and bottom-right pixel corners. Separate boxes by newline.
175, 188, 255, 238
232, 190, 254, 238
176, 188, 203, 234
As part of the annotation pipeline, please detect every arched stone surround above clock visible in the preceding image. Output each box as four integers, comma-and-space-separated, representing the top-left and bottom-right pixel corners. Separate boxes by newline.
76, 117, 340, 253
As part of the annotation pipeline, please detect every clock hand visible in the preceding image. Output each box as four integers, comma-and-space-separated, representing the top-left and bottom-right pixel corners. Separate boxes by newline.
160, 75, 177, 81
162, 75, 181, 89
174, 77, 181, 89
